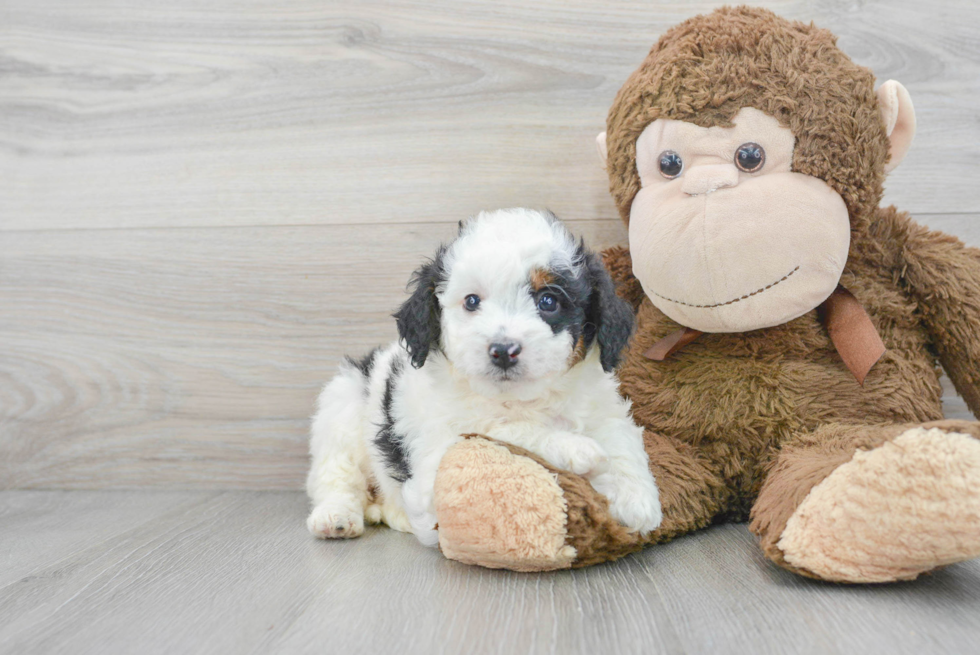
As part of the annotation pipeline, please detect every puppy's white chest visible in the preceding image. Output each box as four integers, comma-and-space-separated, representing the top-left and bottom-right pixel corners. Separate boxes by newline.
461, 401, 580, 439
549, 415, 577, 432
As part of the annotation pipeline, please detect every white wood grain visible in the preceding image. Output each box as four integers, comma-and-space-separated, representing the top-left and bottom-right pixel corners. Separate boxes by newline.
1, 215, 975, 490
1, 0, 978, 232
2, 490, 979, 655
0, 219, 627, 489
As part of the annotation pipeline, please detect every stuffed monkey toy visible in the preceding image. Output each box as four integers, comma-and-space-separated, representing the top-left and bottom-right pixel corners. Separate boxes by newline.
431, 6, 980, 582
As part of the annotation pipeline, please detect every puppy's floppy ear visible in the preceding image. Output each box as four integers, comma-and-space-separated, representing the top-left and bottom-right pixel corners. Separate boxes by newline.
393, 246, 446, 368
584, 248, 634, 372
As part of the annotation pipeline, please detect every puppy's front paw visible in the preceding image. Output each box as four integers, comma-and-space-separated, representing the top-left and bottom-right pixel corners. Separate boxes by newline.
401, 478, 440, 548
592, 474, 662, 534
410, 513, 440, 548
307, 499, 365, 539
547, 434, 608, 476
610, 490, 662, 534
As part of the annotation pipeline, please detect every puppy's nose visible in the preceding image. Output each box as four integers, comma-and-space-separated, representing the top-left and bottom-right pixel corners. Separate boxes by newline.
489, 342, 522, 370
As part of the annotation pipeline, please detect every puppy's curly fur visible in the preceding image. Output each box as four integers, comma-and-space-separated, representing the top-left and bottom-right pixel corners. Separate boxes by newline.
306, 208, 662, 546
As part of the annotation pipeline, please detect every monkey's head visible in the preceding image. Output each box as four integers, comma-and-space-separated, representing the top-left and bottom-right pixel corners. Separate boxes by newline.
597, 7, 916, 333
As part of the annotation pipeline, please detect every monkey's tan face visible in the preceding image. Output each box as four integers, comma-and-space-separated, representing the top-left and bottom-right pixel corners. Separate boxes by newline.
629, 107, 850, 333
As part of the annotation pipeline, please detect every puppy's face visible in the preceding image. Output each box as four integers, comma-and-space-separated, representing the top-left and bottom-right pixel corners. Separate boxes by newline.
394, 208, 634, 396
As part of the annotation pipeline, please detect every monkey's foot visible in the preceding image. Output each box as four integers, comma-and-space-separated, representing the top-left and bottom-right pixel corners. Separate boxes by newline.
777, 426, 980, 582
434, 437, 577, 571
433, 436, 647, 571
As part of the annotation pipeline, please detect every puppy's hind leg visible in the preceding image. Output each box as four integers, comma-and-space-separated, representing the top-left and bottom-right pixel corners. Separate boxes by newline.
306, 365, 371, 539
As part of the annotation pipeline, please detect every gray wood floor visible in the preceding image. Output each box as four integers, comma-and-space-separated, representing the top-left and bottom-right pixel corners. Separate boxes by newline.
3, 490, 980, 655
2, 0, 980, 653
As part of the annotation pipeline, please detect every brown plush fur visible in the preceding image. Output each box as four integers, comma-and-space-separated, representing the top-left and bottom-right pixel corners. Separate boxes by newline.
597, 9, 980, 574
601, 207, 980, 574
601, 246, 645, 311
605, 6, 887, 228
432, 7, 980, 580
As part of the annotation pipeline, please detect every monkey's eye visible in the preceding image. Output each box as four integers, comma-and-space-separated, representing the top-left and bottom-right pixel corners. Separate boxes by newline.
537, 293, 559, 313
464, 294, 481, 311
658, 150, 683, 179
735, 143, 765, 173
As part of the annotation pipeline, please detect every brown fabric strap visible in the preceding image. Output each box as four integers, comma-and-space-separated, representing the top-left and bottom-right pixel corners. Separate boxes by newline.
642, 286, 885, 385
643, 327, 703, 361
816, 285, 886, 386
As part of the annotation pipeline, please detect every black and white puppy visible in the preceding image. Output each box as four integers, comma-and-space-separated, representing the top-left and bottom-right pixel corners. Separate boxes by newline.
306, 208, 662, 547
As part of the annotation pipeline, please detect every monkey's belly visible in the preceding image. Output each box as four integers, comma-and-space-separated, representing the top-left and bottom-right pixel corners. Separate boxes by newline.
620, 300, 945, 456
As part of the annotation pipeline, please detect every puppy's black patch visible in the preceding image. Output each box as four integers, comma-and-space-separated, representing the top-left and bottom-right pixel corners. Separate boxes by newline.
534, 267, 590, 345
582, 244, 634, 372
393, 246, 447, 369
532, 238, 634, 372
345, 347, 380, 378
375, 357, 412, 482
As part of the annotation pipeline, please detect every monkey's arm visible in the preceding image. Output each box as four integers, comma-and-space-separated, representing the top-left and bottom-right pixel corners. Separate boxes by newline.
601, 246, 645, 312
895, 213, 980, 417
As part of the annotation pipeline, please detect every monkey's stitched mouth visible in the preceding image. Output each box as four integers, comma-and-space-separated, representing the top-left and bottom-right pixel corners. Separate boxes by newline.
649, 266, 800, 309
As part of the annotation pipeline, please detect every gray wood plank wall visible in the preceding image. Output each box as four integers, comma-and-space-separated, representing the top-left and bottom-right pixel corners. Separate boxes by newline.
2, 0, 978, 490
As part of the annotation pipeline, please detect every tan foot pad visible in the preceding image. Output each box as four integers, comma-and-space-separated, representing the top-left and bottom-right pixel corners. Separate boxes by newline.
434, 437, 576, 572
779, 427, 980, 582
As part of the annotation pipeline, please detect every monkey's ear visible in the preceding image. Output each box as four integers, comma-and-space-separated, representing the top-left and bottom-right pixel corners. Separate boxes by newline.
585, 251, 634, 372
877, 80, 916, 174
595, 132, 608, 168
393, 248, 446, 368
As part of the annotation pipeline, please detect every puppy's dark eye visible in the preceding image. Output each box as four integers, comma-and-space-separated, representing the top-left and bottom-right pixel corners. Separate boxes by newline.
464, 294, 481, 311
659, 150, 683, 179
537, 293, 559, 313
734, 142, 765, 172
